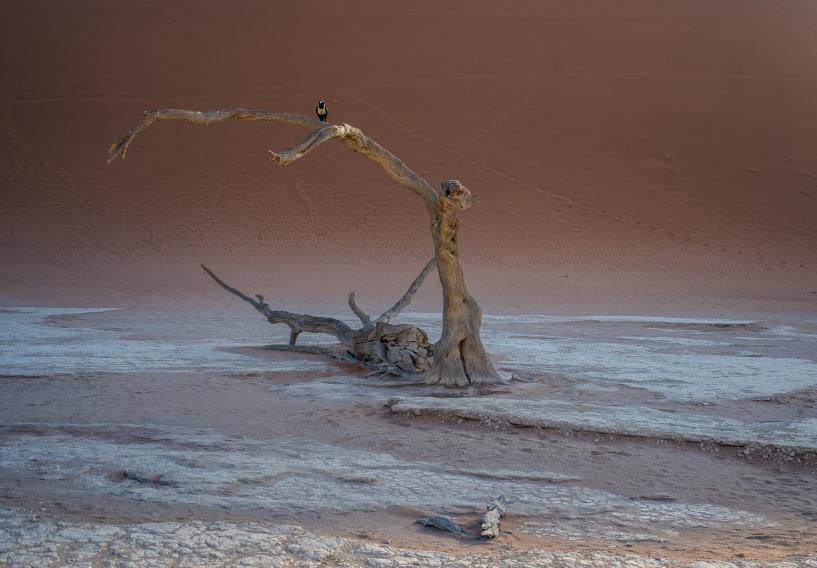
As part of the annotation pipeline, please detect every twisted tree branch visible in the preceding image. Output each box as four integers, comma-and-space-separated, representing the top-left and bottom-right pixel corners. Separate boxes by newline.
108, 108, 439, 209
107, 108, 317, 162
201, 264, 353, 344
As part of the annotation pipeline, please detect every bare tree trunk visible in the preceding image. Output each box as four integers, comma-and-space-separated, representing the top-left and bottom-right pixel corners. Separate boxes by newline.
425, 181, 503, 386
109, 108, 507, 386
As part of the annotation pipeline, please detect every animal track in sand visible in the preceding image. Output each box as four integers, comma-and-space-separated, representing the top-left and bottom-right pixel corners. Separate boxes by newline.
351, 94, 447, 152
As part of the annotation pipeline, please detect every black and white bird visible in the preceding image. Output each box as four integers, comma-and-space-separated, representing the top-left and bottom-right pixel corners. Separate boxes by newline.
315, 100, 328, 122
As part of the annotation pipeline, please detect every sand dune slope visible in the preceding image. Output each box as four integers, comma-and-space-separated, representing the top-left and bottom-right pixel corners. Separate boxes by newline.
1, 0, 816, 314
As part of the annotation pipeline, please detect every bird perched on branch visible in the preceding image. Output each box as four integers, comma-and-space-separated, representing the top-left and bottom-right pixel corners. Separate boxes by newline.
316, 100, 328, 122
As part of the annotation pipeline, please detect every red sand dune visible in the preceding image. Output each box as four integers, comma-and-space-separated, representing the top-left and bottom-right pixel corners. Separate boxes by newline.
1, 0, 816, 316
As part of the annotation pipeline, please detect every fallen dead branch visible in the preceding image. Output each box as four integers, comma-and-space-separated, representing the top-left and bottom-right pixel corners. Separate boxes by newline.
201, 262, 435, 374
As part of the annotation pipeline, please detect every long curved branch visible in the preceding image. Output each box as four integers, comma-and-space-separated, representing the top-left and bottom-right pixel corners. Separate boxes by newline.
268, 124, 345, 165
201, 264, 353, 344
107, 108, 318, 162
108, 107, 439, 210
376, 258, 437, 323
268, 123, 438, 209
342, 125, 439, 210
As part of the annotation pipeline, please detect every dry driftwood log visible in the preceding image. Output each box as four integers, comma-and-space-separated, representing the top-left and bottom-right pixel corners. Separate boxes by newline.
479, 494, 507, 538
109, 107, 508, 386
415, 494, 507, 539
201, 262, 435, 374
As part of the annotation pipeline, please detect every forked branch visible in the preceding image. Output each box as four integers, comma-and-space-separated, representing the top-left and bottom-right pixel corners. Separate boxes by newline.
346, 258, 436, 327
376, 258, 436, 323
108, 108, 439, 209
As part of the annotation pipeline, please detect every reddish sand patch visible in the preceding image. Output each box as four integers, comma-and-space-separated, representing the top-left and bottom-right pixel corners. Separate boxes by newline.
1, 1, 816, 316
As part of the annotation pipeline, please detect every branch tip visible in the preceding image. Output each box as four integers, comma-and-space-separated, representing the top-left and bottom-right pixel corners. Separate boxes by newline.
348, 290, 373, 326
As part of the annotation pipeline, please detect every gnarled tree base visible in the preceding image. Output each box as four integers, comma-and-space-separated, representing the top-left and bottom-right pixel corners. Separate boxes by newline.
424, 294, 508, 386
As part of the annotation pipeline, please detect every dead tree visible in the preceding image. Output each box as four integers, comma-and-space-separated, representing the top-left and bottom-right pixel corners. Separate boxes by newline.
109, 108, 507, 386
201, 261, 435, 374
